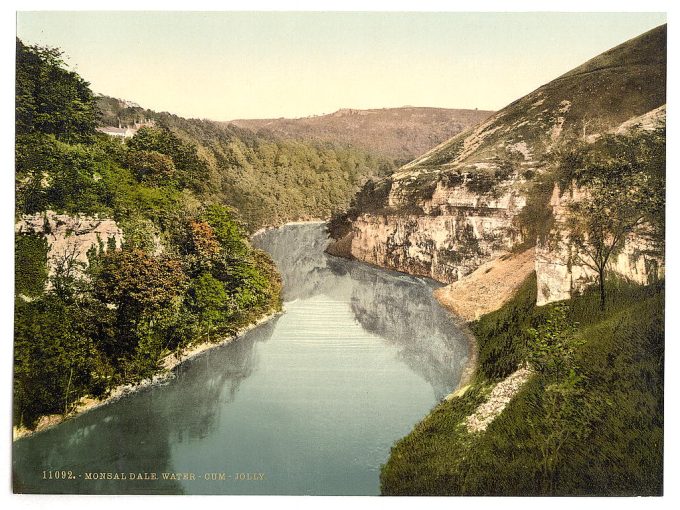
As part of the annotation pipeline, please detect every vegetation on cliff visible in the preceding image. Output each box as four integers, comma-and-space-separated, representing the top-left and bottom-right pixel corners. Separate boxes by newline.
14, 39, 282, 429
381, 274, 663, 495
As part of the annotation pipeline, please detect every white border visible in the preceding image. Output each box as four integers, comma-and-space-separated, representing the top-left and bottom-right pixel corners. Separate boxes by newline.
1, 2, 677, 510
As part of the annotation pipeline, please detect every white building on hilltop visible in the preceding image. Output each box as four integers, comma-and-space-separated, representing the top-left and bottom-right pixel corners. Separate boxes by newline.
96, 118, 155, 139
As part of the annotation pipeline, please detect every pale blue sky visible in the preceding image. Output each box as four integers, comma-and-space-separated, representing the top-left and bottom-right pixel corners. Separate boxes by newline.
16, 11, 666, 120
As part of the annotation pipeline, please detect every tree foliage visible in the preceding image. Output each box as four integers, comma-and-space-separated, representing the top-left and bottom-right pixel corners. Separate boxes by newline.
16, 39, 98, 142
126, 149, 176, 185
15, 233, 49, 298
13, 39, 283, 429
561, 130, 665, 309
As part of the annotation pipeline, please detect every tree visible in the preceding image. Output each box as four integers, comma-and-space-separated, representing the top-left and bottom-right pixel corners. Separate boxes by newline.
562, 131, 664, 310
15, 233, 49, 298
189, 220, 221, 264
126, 149, 176, 185
16, 38, 98, 142
525, 304, 595, 493
94, 249, 188, 359
126, 126, 207, 190
14, 297, 104, 427
199, 204, 247, 259
526, 303, 581, 378
188, 273, 229, 341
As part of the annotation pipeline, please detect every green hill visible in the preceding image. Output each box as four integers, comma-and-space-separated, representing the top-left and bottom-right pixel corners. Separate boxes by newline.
404, 24, 665, 175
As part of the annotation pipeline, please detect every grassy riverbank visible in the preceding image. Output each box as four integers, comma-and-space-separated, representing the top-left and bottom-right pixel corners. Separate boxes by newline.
380, 273, 664, 495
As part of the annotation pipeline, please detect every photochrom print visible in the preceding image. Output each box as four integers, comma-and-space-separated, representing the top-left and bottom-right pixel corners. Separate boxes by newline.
12, 10, 666, 496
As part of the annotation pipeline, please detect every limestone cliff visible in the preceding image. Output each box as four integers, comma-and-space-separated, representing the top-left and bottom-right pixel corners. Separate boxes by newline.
535, 184, 664, 306
330, 25, 666, 309
15, 211, 124, 282
347, 174, 526, 283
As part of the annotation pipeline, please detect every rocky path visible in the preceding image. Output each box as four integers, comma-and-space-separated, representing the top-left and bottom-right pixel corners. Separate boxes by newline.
434, 248, 535, 322
465, 366, 533, 433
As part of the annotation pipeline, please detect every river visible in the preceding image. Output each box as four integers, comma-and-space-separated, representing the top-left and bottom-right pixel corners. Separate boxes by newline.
12, 222, 469, 495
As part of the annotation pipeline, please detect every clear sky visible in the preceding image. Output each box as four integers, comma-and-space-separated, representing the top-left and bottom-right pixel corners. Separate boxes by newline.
16, 11, 666, 121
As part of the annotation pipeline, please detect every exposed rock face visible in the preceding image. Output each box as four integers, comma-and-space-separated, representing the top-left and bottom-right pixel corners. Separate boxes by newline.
15, 211, 124, 280
348, 174, 527, 283
535, 185, 664, 306
466, 365, 533, 433
334, 25, 666, 305
351, 193, 521, 283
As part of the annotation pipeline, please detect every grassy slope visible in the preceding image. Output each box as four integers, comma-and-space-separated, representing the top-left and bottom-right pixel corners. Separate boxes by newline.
411, 24, 666, 172
380, 275, 663, 495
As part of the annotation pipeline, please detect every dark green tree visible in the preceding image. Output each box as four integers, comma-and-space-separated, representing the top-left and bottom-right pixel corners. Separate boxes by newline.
16, 38, 98, 142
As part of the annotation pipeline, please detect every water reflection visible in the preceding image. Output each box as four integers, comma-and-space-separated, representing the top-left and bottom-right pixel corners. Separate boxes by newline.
14, 222, 468, 495
255, 223, 468, 399
13, 319, 279, 494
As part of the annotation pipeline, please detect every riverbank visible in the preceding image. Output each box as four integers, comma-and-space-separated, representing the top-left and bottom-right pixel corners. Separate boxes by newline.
380, 275, 664, 495
12, 309, 282, 441
432, 250, 534, 399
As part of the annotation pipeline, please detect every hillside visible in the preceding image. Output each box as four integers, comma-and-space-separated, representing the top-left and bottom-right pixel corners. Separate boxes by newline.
403, 24, 665, 173
329, 24, 666, 300
229, 107, 493, 164
96, 100, 494, 230
381, 275, 664, 495
96, 96, 403, 230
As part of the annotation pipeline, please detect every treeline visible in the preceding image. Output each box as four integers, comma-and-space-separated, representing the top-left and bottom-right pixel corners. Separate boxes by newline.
144, 114, 396, 230
14, 39, 281, 429
96, 97, 397, 231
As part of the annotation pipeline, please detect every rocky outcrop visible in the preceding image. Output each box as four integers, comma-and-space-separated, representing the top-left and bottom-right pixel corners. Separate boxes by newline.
15, 211, 124, 280
535, 185, 664, 306
347, 174, 526, 283
466, 365, 533, 433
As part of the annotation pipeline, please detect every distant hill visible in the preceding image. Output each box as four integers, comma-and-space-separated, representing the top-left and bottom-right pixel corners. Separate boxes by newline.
229, 107, 494, 165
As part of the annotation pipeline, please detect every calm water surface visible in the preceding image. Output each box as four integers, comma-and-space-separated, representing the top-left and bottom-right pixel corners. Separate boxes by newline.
13, 223, 469, 495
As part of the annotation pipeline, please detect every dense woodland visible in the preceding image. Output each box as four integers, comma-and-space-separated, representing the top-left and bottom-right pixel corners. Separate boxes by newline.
98, 97, 396, 230
14, 39, 284, 428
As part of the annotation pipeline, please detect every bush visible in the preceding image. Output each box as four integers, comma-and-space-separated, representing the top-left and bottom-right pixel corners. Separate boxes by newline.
15, 233, 48, 297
